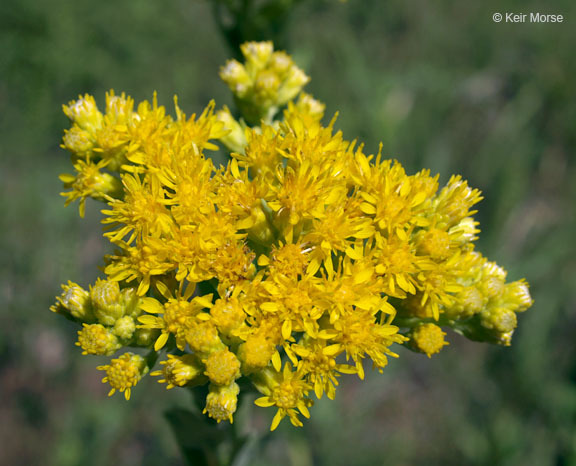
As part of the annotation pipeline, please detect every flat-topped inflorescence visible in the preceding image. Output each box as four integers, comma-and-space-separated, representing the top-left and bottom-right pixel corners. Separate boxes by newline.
52, 41, 532, 431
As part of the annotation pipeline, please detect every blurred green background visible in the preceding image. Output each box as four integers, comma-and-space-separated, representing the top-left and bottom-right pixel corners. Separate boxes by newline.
1, 0, 575, 464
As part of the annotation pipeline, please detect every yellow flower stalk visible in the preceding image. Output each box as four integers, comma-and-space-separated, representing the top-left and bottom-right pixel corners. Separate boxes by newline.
52, 41, 532, 432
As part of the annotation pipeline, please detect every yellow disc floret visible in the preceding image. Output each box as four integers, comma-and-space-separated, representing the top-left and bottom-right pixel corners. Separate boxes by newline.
410, 323, 449, 358
98, 353, 147, 400
418, 228, 451, 260
238, 334, 275, 372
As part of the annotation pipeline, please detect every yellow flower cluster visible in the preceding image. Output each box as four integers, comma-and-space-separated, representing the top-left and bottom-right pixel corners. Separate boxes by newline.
52, 41, 532, 430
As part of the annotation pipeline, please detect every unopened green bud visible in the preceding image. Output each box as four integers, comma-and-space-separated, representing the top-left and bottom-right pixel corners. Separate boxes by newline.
113, 316, 136, 340
76, 323, 121, 355
241, 41, 274, 68
134, 327, 160, 347
204, 382, 240, 423
91, 279, 124, 325
121, 287, 141, 318
62, 126, 94, 155
480, 307, 517, 333
277, 67, 310, 105
502, 280, 533, 312
63, 95, 103, 133
51, 281, 95, 322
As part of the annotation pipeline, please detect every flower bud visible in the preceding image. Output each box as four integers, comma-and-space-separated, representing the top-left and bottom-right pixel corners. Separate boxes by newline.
480, 307, 517, 333
204, 382, 240, 423
62, 126, 94, 155
277, 67, 310, 105
76, 323, 121, 355
186, 321, 225, 358
63, 95, 103, 133
133, 327, 160, 347
409, 323, 448, 357
113, 316, 136, 340
91, 279, 124, 326
51, 281, 95, 322
502, 280, 533, 312
216, 107, 247, 153
220, 60, 251, 97
204, 349, 241, 386
238, 334, 275, 372
210, 297, 246, 337
151, 354, 204, 389
241, 41, 274, 68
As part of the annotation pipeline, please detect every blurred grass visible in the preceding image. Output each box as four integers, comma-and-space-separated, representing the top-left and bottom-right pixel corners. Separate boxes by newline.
1, 0, 575, 464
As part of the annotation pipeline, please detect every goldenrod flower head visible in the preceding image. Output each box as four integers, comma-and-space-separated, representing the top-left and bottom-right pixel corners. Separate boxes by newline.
98, 352, 147, 400
331, 308, 405, 379
151, 354, 203, 389
417, 228, 452, 260
410, 323, 449, 358
291, 338, 347, 400
76, 323, 121, 356
204, 382, 240, 423
254, 365, 313, 430
59, 159, 122, 217
204, 349, 241, 386
258, 242, 310, 278
238, 334, 276, 373
138, 284, 212, 351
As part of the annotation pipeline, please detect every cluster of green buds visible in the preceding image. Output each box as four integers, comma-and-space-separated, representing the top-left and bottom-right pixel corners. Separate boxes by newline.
220, 41, 309, 124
